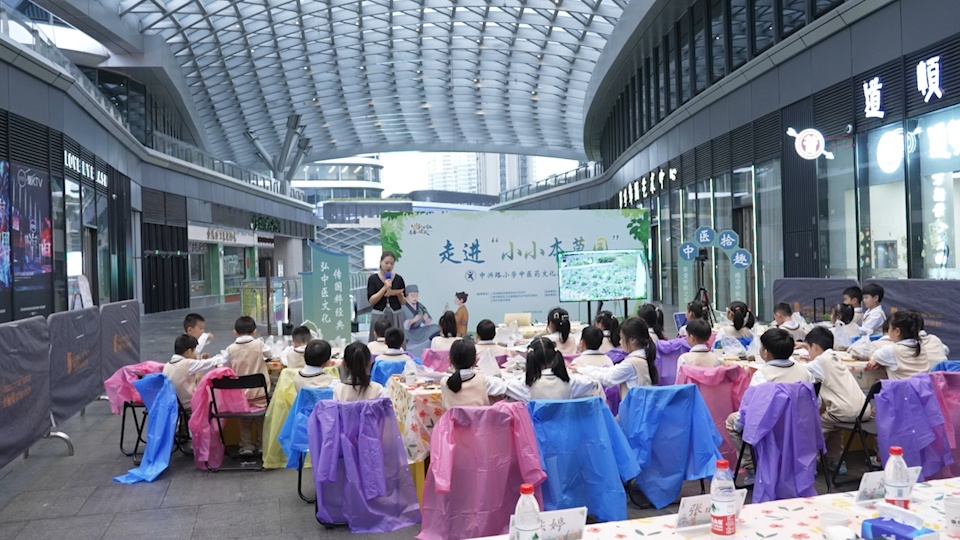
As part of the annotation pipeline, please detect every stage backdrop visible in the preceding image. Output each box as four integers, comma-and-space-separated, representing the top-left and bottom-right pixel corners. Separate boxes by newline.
380, 209, 649, 326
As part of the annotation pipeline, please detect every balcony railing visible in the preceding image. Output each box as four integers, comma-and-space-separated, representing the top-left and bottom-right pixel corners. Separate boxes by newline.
499, 161, 603, 203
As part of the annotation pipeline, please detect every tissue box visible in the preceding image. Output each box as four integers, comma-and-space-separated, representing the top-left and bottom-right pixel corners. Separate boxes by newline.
861, 518, 938, 540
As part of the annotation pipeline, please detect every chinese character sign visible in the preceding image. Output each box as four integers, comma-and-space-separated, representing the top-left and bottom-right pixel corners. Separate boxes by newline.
381, 210, 649, 324
917, 56, 943, 103
863, 77, 885, 119
730, 249, 752, 304
302, 241, 351, 344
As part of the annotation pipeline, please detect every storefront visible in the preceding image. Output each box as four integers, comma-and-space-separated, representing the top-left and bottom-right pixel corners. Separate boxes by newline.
187, 224, 257, 306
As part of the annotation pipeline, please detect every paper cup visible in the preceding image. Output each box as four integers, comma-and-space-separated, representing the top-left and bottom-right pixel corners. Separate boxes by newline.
819, 512, 849, 532
945, 494, 960, 535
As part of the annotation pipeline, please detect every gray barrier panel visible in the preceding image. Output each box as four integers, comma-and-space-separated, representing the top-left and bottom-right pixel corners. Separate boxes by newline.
773, 278, 861, 322
48, 308, 101, 424
0, 316, 51, 469
100, 300, 141, 383
865, 279, 960, 357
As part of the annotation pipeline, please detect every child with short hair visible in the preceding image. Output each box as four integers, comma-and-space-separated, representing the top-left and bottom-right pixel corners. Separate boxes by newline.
860, 283, 887, 336
773, 302, 805, 342
368, 318, 392, 356
570, 326, 613, 368
676, 319, 720, 375
294, 340, 338, 392
335, 342, 389, 401
474, 319, 507, 357
725, 328, 811, 483
183, 313, 214, 358
594, 310, 620, 352
867, 310, 928, 380
219, 315, 273, 455
430, 311, 462, 351
441, 339, 507, 408
843, 286, 864, 326
281, 326, 313, 369
677, 301, 706, 338
803, 327, 869, 474
376, 327, 413, 361
163, 334, 222, 410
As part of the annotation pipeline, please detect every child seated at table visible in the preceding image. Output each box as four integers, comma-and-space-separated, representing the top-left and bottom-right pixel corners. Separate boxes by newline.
335, 342, 389, 401
505, 337, 599, 402
576, 317, 659, 400
677, 301, 706, 338
828, 303, 860, 340
867, 310, 929, 380
594, 310, 620, 352
474, 319, 507, 357
774, 302, 806, 342
545, 307, 579, 356
571, 326, 613, 368
849, 320, 891, 361
676, 319, 720, 376
280, 325, 312, 369
440, 339, 507, 408
217, 315, 274, 455
725, 328, 810, 483
164, 334, 222, 411
860, 283, 887, 337
637, 304, 666, 341
367, 318, 392, 357
294, 339, 338, 392
843, 286, 864, 326
183, 313, 214, 358
375, 328, 413, 362
718, 301, 757, 341
802, 327, 869, 474
918, 315, 949, 368
430, 311, 462, 351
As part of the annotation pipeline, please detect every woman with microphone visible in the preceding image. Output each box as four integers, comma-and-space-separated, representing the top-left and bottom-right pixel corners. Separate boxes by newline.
367, 251, 406, 342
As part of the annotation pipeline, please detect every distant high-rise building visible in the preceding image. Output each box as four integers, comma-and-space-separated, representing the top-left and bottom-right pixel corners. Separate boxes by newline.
426, 152, 540, 196
426, 153, 480, 193
477, 154, 535, 195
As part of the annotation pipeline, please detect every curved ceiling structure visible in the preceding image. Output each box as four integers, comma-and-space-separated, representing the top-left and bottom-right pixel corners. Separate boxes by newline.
106, 0, 629, 166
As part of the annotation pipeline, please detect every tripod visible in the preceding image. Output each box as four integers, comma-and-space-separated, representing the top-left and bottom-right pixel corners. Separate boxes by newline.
693, 249, 716, 326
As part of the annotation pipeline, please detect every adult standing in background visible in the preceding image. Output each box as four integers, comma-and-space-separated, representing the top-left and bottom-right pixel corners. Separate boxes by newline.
454, 292, 469, 337
367, 251, 406, 342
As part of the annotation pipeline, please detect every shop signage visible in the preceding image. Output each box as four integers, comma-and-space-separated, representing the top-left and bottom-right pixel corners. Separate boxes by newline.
926, 120, 960, 159
863, 77, 885, 119
64, 151, 108, 188
207, 228, 237, 243
876, 127, 921, 174
617, 167, 677, 208
786, 127, 834, 160
96, 171, 108, 188
917, 56, 943, 103
188, 224, 254, 246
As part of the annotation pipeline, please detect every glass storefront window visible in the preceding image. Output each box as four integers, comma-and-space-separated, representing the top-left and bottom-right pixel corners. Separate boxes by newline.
710, 0, 726, 82
729, 0, 749, 69
683, 186, 698, 241
65, 180, 81, 279
223, 246, 245, 295
818, 135, 858, 278
909, 103, 960, 279
753, 0, 775, 54
52, 177, 66, 312
659, 192, 674, 305
97, 191, 110, 305
857, 123, 908, 279
714, 172, 733, 309
694, 179, 715, 301
732, 167, 756, 308
669, 189, 682, 304
81, 184, 96, 227
190, 242, 208, 297
755, 159, 782, 317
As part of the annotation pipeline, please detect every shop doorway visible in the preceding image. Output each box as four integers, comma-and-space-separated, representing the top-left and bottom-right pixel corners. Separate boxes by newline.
258, 257, 273, 279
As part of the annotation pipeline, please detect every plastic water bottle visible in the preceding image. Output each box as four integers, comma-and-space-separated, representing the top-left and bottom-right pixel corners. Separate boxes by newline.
884, 446, 912, 509
404, 359, 418, 385
514, 483, 540, 540
711, 459, 736, 538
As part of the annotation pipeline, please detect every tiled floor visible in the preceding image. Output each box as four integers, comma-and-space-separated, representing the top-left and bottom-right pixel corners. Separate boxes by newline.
0, 301, 865, 540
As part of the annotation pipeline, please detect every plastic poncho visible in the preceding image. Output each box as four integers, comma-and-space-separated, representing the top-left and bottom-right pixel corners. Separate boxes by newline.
526, 397, 639, 522
309, 397, 421, 533
418, 401, 546, 540
114, 373, 178, 483
874, 374, 953, 480
677, 365, 751, 465
278, 386, 335, 469
188, 367, 252, 470
371, 357, 423, 386
104, 361, 166, 415
928, 372, 960, 479
654, 338, 691, 386
263, 368, 299, 468
932, 361, 960, 372
740, 381, 824, 503
421, 349, 451, 373
606, 349, 628, 365
619, 385, 722, 509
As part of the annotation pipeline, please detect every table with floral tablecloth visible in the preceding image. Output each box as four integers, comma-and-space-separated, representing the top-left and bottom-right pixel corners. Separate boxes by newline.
387, 376, 445, 463
474, 478, 960, 539
722, 353, 883, 392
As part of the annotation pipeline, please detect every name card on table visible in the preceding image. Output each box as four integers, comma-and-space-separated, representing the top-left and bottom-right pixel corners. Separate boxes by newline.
855, 467, 923, 506
509, 506, 587, 540
674, 489, 748, 533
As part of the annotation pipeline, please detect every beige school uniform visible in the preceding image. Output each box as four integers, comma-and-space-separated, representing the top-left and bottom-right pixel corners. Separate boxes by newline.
367, 339, 389, 356
334, 381, 384, 402
440, 372, 491, 409
921, 332, 948, 369
852, 307, 864, 326
376, 350, 413, 362
475, 341, 507, 357
718, 326, 756, 340
807, 350, 870, 465
571, 350, 613, 368
599, 336, 615, 353
283, 346, 307, 369
225, 337, 271, 451
677, 345, 720, 376
874, 341, 928, 381
431, 335, 461, 351
777, 321, 806, 342
547, 333, 579, 356
293, 369, 338, 393
163, 354, 218, 409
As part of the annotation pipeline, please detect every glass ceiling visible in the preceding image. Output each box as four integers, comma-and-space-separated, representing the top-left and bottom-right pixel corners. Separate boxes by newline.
109, 0, 627, 166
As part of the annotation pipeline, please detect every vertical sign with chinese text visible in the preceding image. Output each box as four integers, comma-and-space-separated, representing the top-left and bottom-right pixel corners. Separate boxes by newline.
303, 241, 351, 343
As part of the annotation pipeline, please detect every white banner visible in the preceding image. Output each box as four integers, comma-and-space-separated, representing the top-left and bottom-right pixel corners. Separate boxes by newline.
380, 209, 649, 326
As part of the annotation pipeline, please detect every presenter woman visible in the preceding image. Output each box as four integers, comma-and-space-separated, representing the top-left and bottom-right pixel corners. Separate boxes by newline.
367, 251, 406, 342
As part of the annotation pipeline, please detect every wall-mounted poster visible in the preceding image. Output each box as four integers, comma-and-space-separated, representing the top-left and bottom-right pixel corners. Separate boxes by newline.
0, 162, 10, 322
10, 163, 52, 319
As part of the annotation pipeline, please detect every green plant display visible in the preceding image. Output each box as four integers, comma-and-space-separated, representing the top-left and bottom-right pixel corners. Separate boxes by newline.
559, 250, 646, 301
251, 214, 281, 233
380, 211, 415, 261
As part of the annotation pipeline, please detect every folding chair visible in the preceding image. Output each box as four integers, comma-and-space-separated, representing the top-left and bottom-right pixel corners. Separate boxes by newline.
206, 374, 270, 472
173, 401, 193, 456
829, 380, 882, 487
120, 372, 148, 459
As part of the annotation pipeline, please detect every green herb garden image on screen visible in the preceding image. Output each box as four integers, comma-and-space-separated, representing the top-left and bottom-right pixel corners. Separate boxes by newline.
557, 249, 648, 302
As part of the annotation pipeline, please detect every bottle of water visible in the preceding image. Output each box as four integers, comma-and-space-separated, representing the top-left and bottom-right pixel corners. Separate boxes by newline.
884, 446, 912, 509
711, 459, 736, 538
514, 483, 540, 540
